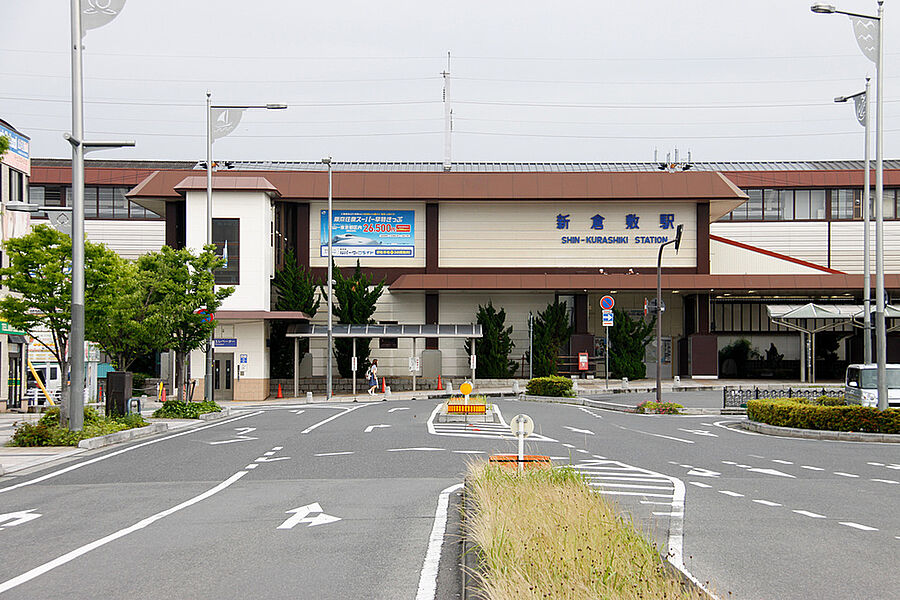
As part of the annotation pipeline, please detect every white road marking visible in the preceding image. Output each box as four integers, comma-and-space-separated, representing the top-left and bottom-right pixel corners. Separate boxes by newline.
867, 462, 884, 466
315, 451, 354, 457
577, 407, 603, 418
255, 456, 290, 463
364, 424, 391, 433
0, 471, 247, 594
887, 464, 900, 470
563, 426, 595, 435
562, 443, 576, 448
614, 425, 694, 444
640, 500, 676, 505
653, 511, 684, 517
278, 502, 341, 529
752, 500, 782, 507
771, 459, 794, 465
245, 464, 258, 469
0, 509, 42, 529
387, 447, 444, 452
834, 472, 859, 478
688, 481, 712, 488
793, 510, 827, 519
451, 450, 485, 454
679, 464, 693, 468
736, 464, 751, 468
301, 405, 367, 434
388, 407, 410, 413
686, 468, 720, 478
872, 478, 899, 484
713, 420, 763, 436
840, 522, 878, 531
209, 426, 259, 445
576, 449, 589, 454
718, 490, 744, 497
801, 466, 825, 471
0, 411, 264, 496
748, 468, 796, 479
749, 454, 766, 459
426, 403, 555, 442
416, 483, 463, 600
598, 491, 672, 498
592, 455, 607, 459
548, 456, 571, 460
273, 446, 283, 450
263, 451, 275, 456
291, 409, 305, 415
677, 428, 718, 437
721, 460, 737, 465
590, 482, 673, 491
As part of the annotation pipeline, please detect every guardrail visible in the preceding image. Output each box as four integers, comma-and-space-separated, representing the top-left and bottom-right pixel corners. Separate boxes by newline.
723, 387, 844, 408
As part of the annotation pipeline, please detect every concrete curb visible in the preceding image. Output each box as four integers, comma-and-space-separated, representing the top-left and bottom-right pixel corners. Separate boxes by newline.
740, 420, 900, 443
199, 408, 232, 421
77, 423, 168, 449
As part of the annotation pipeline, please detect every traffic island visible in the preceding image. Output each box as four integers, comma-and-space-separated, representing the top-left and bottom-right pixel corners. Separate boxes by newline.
460, 461, 711, 600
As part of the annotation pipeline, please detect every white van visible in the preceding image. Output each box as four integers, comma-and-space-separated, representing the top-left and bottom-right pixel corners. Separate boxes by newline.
844, 364, 900, 408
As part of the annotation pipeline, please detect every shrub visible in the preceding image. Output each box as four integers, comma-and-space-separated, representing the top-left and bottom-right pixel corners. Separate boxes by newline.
8, 406, 148, 447
747, 398, 900, 434
525, 376, 574, 397
152, 400, 222, 419
635, 401, 683, 414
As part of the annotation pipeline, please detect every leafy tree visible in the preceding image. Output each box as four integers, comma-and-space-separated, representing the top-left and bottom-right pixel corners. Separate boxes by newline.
0, 135, 9, 156
532, 300, 574, 377
608, 308, 656, 380
321, 260, 384, 378
270, 249, 321, 378
465, 301, 518, 378
137, 245, 233, 400
0, 225, 121, 426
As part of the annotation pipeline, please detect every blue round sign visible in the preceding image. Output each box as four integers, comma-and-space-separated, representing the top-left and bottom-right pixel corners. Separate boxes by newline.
600, 295, 615, 310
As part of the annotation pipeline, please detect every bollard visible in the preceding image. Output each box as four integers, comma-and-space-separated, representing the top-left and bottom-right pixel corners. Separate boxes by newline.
386, 386, 392, 396
512, 381, 520, 394
306, 391, 313, 402
622, 377, 629, 387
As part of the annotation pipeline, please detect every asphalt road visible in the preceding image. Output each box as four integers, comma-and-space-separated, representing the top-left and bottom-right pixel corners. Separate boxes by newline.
0, 398, 897, 599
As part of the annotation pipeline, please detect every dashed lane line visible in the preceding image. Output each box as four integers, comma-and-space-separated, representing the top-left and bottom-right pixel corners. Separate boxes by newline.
793, 510, 827, 519
771, 459, 794, 465
688, 481, 712, 488
718, 490, 744, 497
801, 466, 825, 471
752, 500, 782, 507
834, 472, 860, 478
872, 478, 899, 484
840, 522, 878, 531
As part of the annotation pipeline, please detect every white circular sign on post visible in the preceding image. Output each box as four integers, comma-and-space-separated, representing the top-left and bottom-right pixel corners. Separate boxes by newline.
509, 414, 534, 438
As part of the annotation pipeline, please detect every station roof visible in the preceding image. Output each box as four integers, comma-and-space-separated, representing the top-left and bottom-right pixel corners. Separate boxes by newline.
286, 323, 482, 338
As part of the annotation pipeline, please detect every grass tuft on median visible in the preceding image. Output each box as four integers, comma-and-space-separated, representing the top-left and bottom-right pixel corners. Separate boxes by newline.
8, 407, 148, 447
465, 462, 703, 600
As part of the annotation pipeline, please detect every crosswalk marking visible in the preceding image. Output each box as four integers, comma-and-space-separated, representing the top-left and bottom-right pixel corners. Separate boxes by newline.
572, 459, 677, 508
426, 404, 556, 442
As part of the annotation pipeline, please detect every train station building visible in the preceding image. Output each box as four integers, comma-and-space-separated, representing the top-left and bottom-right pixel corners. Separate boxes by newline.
23, 158, 900, 399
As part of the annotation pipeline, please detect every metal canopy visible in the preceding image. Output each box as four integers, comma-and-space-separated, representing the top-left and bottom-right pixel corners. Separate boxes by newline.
286, 323, 482, 339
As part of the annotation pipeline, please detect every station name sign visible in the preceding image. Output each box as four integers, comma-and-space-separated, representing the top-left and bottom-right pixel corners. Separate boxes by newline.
556, 211, 677, 246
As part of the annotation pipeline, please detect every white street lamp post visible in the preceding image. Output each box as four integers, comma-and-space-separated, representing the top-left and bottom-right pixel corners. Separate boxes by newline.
322, 157, 333, 401
835, 80, 872, 363
655, 224, 683, 403
68, 0, 133, 431
205, 94, 286, 402
812, 1, 887, 410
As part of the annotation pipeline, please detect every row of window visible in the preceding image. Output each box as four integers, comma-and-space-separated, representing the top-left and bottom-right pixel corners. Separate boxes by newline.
721, 188, 900, 222
710, 301, 854, 333
28, 185, 162, 220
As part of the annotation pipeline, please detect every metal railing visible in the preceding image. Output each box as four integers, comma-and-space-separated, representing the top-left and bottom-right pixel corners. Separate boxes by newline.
723, 386, 844, 408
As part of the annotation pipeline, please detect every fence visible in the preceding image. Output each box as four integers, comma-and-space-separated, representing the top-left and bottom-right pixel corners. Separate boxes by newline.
723, 386, 844, 408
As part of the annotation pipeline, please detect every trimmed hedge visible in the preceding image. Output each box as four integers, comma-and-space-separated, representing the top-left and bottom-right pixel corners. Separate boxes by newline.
635, 401, 683, 414
747, 398, 900, 434
152, 400, 222, 419
525, 376, 574, 398
9, 407, 148, 447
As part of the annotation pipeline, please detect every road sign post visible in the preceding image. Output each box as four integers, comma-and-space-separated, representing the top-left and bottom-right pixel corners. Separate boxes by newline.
510, 413, 534, 473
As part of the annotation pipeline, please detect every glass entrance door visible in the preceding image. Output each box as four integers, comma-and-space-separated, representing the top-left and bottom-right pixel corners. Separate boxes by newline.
214, 353, 234, 401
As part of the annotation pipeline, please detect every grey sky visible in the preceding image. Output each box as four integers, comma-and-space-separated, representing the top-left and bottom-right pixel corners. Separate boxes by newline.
2, 1, 898, 163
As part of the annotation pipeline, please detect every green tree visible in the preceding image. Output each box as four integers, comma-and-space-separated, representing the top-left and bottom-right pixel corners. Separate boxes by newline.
532, 300, 574, 377
270, 249, 321, 378
465, 301, 518, 378
137, 245, 233, 400
0, 225, 121, 426
322, 260, 384, 378
608, 308, 656, 380
0, 135, 9, 156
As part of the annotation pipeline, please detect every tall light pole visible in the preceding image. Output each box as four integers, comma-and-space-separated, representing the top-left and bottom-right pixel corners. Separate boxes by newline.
812, 1, 887, 410
205, 94, 286, 402
322, 157, 334, 401
68, 0, 133, 431
655, 224, 683, 403
835, 79, 872, 363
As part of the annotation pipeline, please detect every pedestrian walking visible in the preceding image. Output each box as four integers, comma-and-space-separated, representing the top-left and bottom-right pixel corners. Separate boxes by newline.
366, 359, 378, 396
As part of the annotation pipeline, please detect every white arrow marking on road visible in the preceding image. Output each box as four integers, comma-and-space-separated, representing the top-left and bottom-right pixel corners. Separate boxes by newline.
677, 428, 718, 438
388, 407, 409, 413
0, 509, 41, 529
209, 427, 258, 445
255, 456, 291, 463
364, 424, 391, 433
563, 426, 595, 435
277, 502, 341, 529
291, 410, 305, 415
686, 468, 720, 478
748, 468, 796, 479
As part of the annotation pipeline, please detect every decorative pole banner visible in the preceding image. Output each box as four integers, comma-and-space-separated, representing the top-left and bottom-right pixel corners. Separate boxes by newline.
850, 16, 878, 63
853, 92, 867, 127
81, 0, 127, 36
211, 108, 245, 140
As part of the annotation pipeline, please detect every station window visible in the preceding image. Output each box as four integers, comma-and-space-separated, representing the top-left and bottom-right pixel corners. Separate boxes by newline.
212, 218, 240, 285
26, 185, 162, 220
379, 321, 398, 349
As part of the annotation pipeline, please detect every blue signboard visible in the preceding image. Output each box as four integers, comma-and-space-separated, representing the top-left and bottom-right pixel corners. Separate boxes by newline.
320, 209, 415, 257
213, 338, 238, 347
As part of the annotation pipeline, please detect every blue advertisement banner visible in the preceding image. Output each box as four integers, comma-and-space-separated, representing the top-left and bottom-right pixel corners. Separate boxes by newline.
320, 209, 415, 257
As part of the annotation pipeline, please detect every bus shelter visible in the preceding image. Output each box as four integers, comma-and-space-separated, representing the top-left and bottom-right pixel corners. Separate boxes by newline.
767, 303, 900, 383
286, 323, 483, 396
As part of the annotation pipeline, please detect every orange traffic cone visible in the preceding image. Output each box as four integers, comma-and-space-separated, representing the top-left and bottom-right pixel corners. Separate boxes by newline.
382, 377, 386, 393
437, 375, 443, 391
277, 383, 283, 398
161, 386, 166, 402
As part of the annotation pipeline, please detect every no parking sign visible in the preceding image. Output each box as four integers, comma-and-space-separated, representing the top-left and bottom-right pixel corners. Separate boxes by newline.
600, 295, 615, 310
